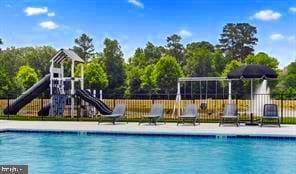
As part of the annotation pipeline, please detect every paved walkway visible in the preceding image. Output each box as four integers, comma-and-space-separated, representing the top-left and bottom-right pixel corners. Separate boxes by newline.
0, 120, 296, 137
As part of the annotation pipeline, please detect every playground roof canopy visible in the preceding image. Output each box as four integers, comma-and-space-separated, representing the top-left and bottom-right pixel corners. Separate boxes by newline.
50, 49, 84, 64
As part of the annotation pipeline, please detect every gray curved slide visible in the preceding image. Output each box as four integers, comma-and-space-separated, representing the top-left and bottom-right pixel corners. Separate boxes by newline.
4, 74, 50, 115
76, 89, 112, 115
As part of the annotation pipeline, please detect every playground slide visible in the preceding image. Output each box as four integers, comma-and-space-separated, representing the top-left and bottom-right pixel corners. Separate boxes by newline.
80, 90, 112, 114
4, 74, 50, 115
83, 90, 111, 111
76, 89, 112, 115
38, 104, 51, 116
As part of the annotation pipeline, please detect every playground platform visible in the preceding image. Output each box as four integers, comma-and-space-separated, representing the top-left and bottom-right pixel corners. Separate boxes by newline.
0, 120, 296, 138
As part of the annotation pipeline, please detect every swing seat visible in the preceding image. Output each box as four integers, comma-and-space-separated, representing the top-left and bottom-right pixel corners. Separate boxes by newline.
200, 103, 207, 110
199, 103, 213, 113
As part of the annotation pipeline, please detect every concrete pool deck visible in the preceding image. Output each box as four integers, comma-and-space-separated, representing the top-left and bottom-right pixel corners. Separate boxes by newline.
0, 120, 296, 138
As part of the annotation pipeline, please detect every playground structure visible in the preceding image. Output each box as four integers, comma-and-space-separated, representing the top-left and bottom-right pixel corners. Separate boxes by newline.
3, 58, 294, 124
3, 49, 113, 117
48, 49, 84, 117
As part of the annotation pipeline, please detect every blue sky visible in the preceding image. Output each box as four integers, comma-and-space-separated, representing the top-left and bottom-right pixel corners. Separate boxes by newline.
0, 0, 295, 67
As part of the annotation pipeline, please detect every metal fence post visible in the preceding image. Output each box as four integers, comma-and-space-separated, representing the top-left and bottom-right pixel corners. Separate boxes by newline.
7, 96, 10, 120
281, 93, 284, 123
41, 94, 44, 121
113, 99, 116, 108
77, 96, 79, 121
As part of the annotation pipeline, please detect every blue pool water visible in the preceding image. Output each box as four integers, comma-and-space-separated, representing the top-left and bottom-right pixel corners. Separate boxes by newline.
0, 132, 295, 174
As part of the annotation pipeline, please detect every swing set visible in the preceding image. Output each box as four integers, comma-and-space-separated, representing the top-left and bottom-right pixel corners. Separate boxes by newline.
173, 77, 233, 117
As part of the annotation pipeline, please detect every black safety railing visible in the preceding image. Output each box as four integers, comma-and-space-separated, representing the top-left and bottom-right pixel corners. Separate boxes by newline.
0, 93, 295, 124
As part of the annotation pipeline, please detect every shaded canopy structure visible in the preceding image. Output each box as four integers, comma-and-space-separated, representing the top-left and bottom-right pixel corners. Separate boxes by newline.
175, 64, 278, 123
227, 64, 277, 125
227, 64, 277, 79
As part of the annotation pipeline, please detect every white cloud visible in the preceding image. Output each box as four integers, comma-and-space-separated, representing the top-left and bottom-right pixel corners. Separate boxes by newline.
179, 29, 192, 37
252, 10, 281, 21
39, 21, 59, 30
270, 33, 284, 40
47, 12, 55, 17
289, 7, 296, 13
128, 0, 144, 8
287, 36, 296, 41
270, 33, 296, 42
24, 7, 48, 16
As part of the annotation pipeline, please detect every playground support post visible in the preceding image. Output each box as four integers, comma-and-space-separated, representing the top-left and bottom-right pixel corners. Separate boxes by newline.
80, 64, 84, 90
100, 90, 103, 100
60, 62, 65, 94
71, 59, 75, 118
93, 89, 97, 116
80, 64, 84, 114
250, 79, 253, 113
49, 63, 53, 95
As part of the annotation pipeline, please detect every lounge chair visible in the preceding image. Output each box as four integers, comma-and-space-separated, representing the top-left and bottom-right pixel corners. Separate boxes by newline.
98, 104, 126, 125
261, 104, 280, 127
138, 104, 164, 125
177, 104, 199, 126
219, 104, 239, 127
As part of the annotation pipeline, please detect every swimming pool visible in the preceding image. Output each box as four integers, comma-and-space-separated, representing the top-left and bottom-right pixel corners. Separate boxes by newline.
0, 132, 295, 174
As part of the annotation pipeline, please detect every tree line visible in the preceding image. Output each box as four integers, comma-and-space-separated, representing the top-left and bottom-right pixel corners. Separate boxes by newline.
0, 23, 295, 98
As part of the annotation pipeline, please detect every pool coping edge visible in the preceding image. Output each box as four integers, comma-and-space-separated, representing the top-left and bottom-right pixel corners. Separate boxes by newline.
1, 128, 296, 139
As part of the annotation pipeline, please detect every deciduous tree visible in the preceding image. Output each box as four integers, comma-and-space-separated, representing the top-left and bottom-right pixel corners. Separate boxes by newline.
184, 47, 215, 77
144, 42, 163, 64
129, 48, 146, 68
245, 52, 279, 71
15, 65, 39, 91
186, 41, 215, 53
153, 55, 183, 95
125, 66, 143, 96
78, 61, 108, 90
281, 60, 296, 90
0, 65, 10, 96
103, 38, 126, 94
140, 64, 157, 95
21, 46, 56, 77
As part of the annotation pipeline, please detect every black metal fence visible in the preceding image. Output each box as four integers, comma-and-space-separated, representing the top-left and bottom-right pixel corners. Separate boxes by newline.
0, 93, 295, 124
